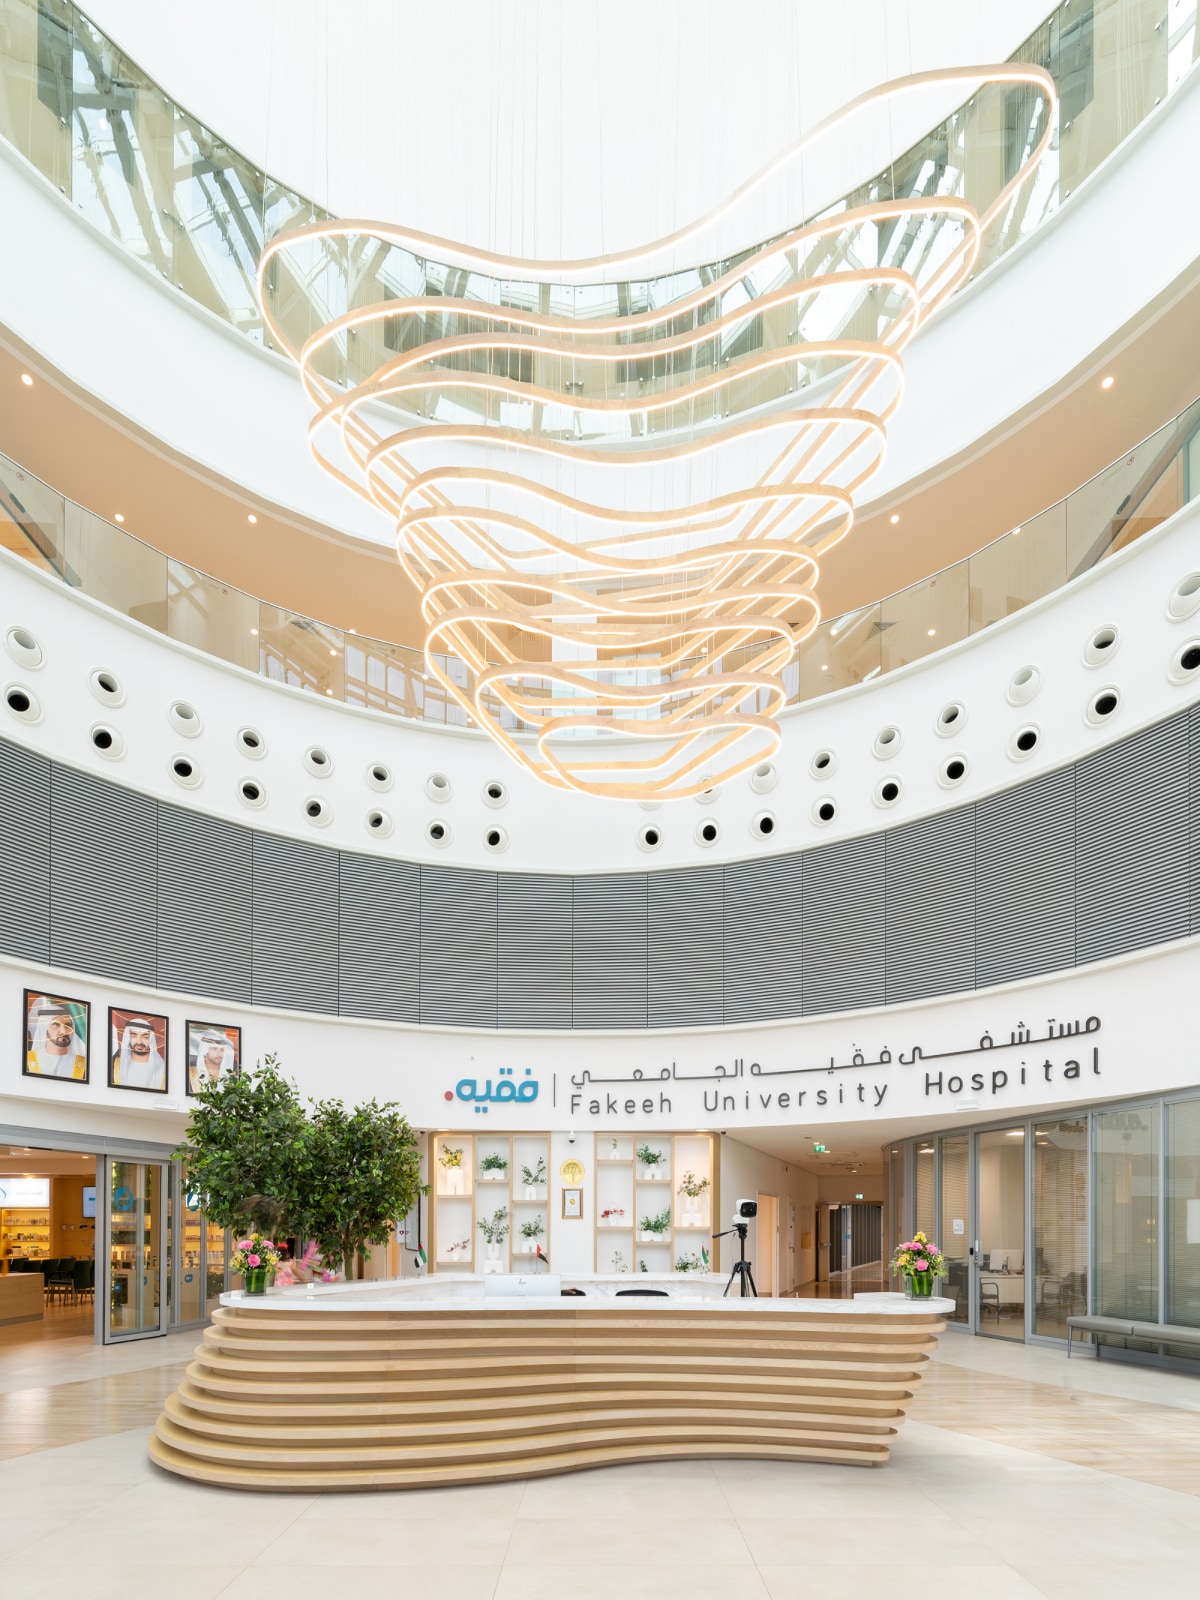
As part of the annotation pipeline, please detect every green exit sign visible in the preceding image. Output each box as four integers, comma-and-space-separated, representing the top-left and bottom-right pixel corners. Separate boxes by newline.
813, 1143, 827, 1153
855, 1192, 864, 1200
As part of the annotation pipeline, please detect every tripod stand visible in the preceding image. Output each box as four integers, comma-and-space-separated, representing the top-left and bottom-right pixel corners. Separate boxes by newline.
714, 1221, 758, 1298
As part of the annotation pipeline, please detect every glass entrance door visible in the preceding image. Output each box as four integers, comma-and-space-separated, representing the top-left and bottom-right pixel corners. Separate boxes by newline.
939, 1134, 971, 1327
975, 1128, 1027, 1341
101, 1158, 166, 1341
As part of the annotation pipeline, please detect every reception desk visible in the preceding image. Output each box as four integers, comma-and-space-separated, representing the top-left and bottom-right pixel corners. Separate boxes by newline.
149, 1277, 952, 1491
0, 1270, 44, 1326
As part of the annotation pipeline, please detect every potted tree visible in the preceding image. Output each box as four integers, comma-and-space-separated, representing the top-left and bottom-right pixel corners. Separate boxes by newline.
301, 1096, 424, 1282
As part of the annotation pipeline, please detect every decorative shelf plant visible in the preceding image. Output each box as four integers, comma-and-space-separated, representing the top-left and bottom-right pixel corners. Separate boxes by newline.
636, 1143, 668, 1181
600, 1206, 626, 1229
479, 1152, 509, 1183
674, 1251, 706, 1273
637, 1206, 671, 1244
517, 1215, 545, 1256
438, 1143, 466, 1196
676, 1169, 710, 1226
476, 1207, 509, 1271
520, 1156, 547, 1200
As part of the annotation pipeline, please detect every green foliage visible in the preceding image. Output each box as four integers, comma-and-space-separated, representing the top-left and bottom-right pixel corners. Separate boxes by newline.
303, 1097, 424, 1279
519, 1215, 545, 1239
636, 1143, 665, 1167
674, 1251, 704, 1272
638, 1206, 671, 1235
172, 1055, 311, 1236
520, 1156, 546, 1187
173, 1054, 424, 1281
479, 1153, 509, 1173
676, 1169, 710, 1199
477, 1207, 510, 1245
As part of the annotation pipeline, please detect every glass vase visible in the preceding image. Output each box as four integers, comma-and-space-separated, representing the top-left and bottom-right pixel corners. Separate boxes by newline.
244, 1266, 268, 1296
905, 1274, 934, 1298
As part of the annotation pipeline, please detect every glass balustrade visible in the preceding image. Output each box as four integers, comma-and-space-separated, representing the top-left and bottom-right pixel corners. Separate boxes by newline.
2, 391, 1197, 729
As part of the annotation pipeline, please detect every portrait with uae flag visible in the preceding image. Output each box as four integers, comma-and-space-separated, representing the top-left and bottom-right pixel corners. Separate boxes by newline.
108, 1006, 169, 1094
24, 990, 89, 1083
185, 1020, 241, 1096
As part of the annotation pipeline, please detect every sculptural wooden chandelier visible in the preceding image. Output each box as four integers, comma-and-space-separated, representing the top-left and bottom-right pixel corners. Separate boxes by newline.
260, 65, 1054, 800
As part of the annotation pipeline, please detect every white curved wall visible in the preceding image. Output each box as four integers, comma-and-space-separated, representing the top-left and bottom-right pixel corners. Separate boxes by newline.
2, 496, 1198, 875
2, 931, 1196, 1149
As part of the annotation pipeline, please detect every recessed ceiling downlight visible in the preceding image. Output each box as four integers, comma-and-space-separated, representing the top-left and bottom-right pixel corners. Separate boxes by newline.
365, 808, 393, 838
750, 810, 777, 840
90, 723, 124, 759
236, 726, 267, 759
1167, 572, 1200, 622
935, 701, 966, 737
1008, 724, 1041, 761
1085, 686, 1121, 725
88, 668, 124, 707
483, 825, 509, 853
482, 780, 508, 808
1083, 624, 1120, 667
426, 772, 453, 803
4, 683, 41, 724
303, 795, 333, 828
366, 762, 393, 792
168, 700, 202, 737
637, 824, 662, 853
1006, 665, 1041, 706
812, 797, 838, 825
169, 754, 202, 789
1167, 638, 1200, 684
749, 762, 778, 794
872, 724, 902, 760
937, 754, 969, 789
303, 745, 333, 778
695, 819, 721, 846
5, 627, 44, 670
874, 777, 902, 808
426, 818, 452, 847
809, 748, 838, 779
238, 778, 267, 809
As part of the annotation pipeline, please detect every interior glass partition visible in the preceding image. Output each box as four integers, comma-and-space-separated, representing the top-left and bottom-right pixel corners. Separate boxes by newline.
1093, 1107, 1159, 1321
103, 1158, 165, 1341
1167, 1098, 1200, 1329
939, 1135, 971, 1327
1032, 1117, 1089, 1338
914, 1142, 936, 1241
976, 1129, 1027, 1340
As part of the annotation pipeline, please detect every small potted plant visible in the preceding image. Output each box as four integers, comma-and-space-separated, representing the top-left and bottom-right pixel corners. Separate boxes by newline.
232, 1232, 281, 1296
600, 1206, 626, 1228
520, 1156, 547, 1200
889, 1231, 947, 1298
676, 1170, 709, 1221
638, 1205, 671, 1243
607, 1138, 621, 1161
439, 1144, 465, 1195
476, 1206, 510, 1269
674, 1251, 704, 1273
519, 1215, 545, 1255
479, 1152, 509, 1182
637, 1142, 666, 1180
444, 1237, 471, 1260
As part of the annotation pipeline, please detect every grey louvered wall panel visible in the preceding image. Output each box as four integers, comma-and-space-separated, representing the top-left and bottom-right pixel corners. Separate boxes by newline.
337, 852, 419, 1021
975, 767, 1076, 987
250, 832, 339, 1012
648, 867, 725, 1027
802, 835, 885, 1015
50, 765, 157, 985
497, 873, 572, 1029
420, 864, 497, 1027
1191, 704, 1200, 935
723, 856, 804, 1023
1075, 712, 1191, 964
885, 808, 976, 1005
156, 803, 252, 1002
572, 874, 647, 1028
0, 737, 50, 963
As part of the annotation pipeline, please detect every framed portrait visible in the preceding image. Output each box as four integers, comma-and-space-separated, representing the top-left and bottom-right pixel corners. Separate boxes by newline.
562, 1187, 584, 1220
108, 1007, 169, 1094
185, 1020, 241, 1096
23, 990, 89, 1084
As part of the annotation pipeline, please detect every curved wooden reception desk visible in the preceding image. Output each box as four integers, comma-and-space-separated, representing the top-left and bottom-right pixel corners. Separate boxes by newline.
149, 1278, 952, 1491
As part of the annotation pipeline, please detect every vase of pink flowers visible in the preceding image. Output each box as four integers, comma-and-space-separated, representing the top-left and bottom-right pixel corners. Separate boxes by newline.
232, 1232, 281, 1296
890, 1231, 946, 1298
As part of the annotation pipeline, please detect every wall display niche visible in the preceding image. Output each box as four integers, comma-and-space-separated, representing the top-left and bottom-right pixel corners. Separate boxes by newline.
431, 1132, 551, 1273
595, 1133, 716, 1276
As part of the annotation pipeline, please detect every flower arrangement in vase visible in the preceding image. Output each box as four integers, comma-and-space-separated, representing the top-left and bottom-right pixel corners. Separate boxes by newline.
890, 1231, 947, 1297
600, 1206, 626, 1228
479, 1152, 509, 1182
519, 1216, 545, 1255
520, 1156, 547, 1199
674, 1251, 705, 1273
637, 1206, 671, 1243
232, 1232, 281, 1295
476, 1206, 509, 1267
636, 1143, 667, 1180
611, 1250, 629, 1274
676, 1169, 709, 1222
439, 1144, 465, 1194
443, 1237, 471, 1260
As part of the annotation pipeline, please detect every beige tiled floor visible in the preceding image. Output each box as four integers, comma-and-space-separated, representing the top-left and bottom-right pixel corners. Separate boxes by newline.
2, 1313, 1200, 1599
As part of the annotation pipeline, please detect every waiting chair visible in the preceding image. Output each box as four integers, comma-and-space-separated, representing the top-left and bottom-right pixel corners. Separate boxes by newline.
47, 1259, 75, 1301
72, 1259, 92, 1303
980, 1281, 1001, 1320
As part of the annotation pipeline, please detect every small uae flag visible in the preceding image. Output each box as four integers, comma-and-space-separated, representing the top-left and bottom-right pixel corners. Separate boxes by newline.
417, 1245, 427, 1268
536, 1243, 549, 1264
701, 1247, 710, 1268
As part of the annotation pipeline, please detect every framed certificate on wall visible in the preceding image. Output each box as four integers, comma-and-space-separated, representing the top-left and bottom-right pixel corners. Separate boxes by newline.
562, 1188, 583, 1220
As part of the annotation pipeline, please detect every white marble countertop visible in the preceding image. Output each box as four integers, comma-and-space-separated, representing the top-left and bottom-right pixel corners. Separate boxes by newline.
221, 1275, 956, 1316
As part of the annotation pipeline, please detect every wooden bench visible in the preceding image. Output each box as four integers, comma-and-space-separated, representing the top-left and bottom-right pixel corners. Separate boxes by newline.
1067, 1315, 1200, 1357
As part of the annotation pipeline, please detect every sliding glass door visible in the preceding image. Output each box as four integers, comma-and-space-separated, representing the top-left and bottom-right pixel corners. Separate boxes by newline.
100, 1157, 167, 1342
